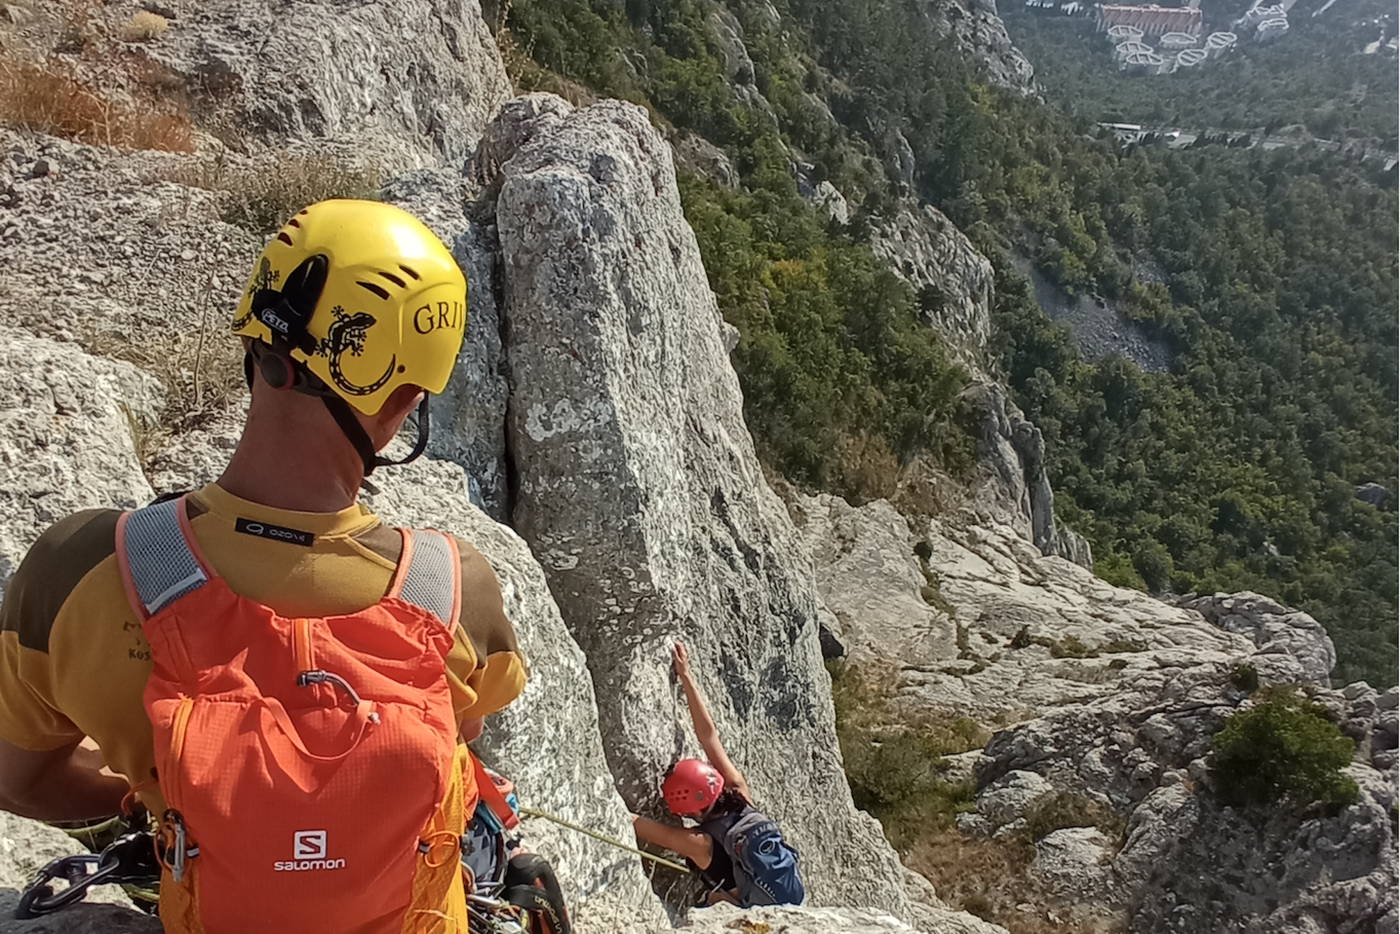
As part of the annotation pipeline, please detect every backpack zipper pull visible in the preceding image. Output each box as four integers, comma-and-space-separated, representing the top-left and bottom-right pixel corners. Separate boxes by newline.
297, 670, 380, 724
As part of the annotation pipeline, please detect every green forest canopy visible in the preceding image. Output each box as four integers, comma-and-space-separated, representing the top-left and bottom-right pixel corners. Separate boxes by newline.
492, 0, 1399, 687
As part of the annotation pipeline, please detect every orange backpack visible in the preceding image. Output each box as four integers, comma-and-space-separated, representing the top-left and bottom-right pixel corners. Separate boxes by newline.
116, 496, 475, 934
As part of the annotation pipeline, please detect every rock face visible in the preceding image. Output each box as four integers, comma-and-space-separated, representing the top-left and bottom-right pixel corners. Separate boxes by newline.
486, 95, 910, 917
0, 331, 157, 598
788, 493, 1247, 726
1172, 591, 1336, 687
154, 0, 512, 166
794, 486, 1395, 931
957, 380, 1092, 569
870, 204, 994, 377
915, 0, 1036, 91
976, 676, 1398, 934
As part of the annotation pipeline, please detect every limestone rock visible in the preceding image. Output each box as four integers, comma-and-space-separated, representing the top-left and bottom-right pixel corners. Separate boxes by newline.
490, 95, 909, 917
869, 204, 994, 376
977, 770, 1052, 826
956, 381, 1090, 568
788, 492, 1247, 727
0, 130, 260, 351
153, 0, 512, 167
787, 494, 953, 672
813, 180, 850, 225
381, 168, 510, 519
1172, 591, 1336, 687
974, 665, 1397, 932
0, 330, 158, 597
1032, 827, 1114, 901
914, 0, 1035, 91
668, 132, 739, 190
679, 901, 1010, 934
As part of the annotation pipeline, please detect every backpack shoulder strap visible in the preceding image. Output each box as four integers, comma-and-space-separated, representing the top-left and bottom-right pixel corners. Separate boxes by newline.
115, 496, 211, 621
471, 753, 520, 831
389, 529, 462, 630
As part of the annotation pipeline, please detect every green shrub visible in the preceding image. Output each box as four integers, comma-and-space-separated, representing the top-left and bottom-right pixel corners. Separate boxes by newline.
1230, 663, 1260, 693
1050, 634, 1091, 659
827, 660, 982, 849
1211, 689, 1358, 808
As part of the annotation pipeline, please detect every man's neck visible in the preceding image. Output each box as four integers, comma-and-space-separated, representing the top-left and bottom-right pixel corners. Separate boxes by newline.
217, 392, 365, 513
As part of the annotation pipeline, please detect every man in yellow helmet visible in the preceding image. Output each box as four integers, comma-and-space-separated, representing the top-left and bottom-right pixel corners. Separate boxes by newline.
0, 201, 526, 929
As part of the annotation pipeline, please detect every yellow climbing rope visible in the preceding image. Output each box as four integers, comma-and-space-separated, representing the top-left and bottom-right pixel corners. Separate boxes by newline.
518, 806, 689, 873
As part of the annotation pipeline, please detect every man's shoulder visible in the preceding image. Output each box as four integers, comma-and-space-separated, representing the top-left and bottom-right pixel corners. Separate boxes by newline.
18, 509, 124, 576
2, 509, 126, 652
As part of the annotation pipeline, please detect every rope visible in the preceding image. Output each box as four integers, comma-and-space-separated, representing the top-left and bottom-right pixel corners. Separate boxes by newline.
517, 807, 689, 873
60, 815, 124, 847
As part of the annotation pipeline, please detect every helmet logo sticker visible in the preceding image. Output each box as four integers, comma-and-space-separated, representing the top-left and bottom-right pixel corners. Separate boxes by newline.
233, 258, 281, 331
315, 306, 397, 397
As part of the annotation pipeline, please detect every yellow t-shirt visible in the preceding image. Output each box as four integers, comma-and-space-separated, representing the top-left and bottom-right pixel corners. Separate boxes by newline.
0, 483, 527, 793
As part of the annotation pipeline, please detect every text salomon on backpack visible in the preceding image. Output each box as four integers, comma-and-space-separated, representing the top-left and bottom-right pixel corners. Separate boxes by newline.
703, 806, 804, 907
116, 496, 474, 934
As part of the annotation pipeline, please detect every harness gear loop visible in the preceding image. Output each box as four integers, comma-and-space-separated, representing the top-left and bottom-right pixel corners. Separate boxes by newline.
418, 830, 461, 869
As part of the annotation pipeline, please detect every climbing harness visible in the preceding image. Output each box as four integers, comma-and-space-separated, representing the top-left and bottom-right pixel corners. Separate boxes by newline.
16, 830, 161, 919
518, 806, 688, 873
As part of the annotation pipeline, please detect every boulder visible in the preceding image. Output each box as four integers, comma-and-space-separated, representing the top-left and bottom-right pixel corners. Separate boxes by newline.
488, 95, 910, 917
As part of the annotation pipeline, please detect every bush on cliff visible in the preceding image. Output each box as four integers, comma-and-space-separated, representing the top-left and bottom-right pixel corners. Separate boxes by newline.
1210, 688, 1358, 809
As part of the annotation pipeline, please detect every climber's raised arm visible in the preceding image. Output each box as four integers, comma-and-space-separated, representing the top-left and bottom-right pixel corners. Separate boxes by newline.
672, 642, 750, 803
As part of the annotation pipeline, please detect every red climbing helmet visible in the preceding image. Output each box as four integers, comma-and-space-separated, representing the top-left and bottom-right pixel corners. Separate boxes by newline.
662, 759, 724, 816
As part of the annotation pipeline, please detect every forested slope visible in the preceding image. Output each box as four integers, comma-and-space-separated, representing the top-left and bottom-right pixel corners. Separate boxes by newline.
488, 0, 1398, 687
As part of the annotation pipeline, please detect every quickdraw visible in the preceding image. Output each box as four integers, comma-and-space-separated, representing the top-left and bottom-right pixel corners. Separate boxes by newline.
15, 830, 161, 919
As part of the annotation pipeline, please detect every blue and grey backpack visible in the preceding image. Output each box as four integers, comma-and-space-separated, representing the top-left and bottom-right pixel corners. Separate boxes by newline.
701, 806, 804, 907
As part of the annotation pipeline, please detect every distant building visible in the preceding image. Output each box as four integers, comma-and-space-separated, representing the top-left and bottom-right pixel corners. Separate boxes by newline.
1205, 30, 1238, 56
1108, 23, 1146, 39
1177, 47, 1208, 66
1097, 3, 1203, 37
1160, 30, 1198, 48
1256, 17, 1289, 39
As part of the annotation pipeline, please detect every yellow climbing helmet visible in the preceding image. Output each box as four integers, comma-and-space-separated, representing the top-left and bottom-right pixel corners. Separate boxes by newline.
232, 199, 467, 417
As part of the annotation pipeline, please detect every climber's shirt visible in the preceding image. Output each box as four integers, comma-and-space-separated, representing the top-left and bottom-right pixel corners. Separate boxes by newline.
0, 483, 527, 793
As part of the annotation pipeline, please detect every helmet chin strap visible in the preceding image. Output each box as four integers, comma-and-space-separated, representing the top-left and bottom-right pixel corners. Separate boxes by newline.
319, 392, 432, 478
244, 343, 431, 478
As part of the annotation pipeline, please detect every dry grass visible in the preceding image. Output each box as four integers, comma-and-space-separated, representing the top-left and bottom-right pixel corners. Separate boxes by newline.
0, 56, 192, 150
118, 11, 167, 43
89, 271, 247, 458
155, 152, 381, 233
907, 831, 1126, 934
